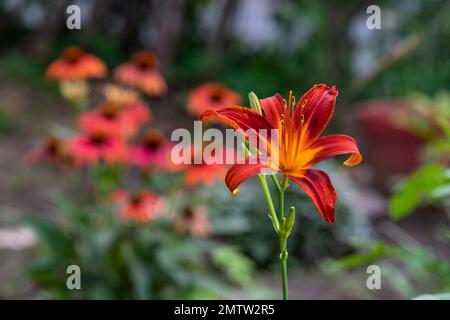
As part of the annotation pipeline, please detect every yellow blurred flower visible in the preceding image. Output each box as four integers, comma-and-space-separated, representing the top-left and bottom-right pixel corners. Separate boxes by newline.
59, 80, 89, 104
103, 83, 139, 107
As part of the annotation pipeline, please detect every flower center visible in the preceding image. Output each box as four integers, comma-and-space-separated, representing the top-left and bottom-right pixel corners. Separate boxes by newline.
143, 131, 164, 151
130, 193, 143, 205
63, 46, 84, 63
132, 51, 157, 70
182, 208, 194, 219
46, 137, 62, 156
210, 86, 226, 103
89, 132, 108, 145
99, 102, 120, 119
210, 93, 223, 103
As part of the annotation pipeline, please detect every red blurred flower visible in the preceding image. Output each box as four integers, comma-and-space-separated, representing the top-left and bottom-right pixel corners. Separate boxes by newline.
114, 50, 167, 96
124, 100, 152, 132
201, 84, 362, 223
175, 207, 212, 237
45, 46, 107, 81
183, 144, 229, 187
79, 100, 151, 138
25, 136, 72, 165
69, 117, 127, 166
188, 82, 242, 117
110, 190, 165, 223
128, 129, 175, 171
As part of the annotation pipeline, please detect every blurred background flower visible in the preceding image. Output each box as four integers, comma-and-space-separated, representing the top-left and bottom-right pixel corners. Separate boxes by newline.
0, 0, 449, 300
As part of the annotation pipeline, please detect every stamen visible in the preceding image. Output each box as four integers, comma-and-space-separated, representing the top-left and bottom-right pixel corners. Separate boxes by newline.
301, 99, 308, 109
287, 90, 293, 111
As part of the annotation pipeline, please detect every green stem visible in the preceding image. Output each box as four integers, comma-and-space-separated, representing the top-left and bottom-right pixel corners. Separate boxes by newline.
257, 175, 279, 231
278, 184, 285, 222
280, 236, 288, 300
279, 176, 288, 300
258, 173, 290, 300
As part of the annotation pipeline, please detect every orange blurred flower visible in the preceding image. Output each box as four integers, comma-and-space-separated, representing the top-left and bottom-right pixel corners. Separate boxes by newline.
175, 206, 212, 237
128, 129, 176, 171
25, 136, 72, 165
69, 117, 127, 166
114, 50, 167, 96
45, 46, 107, 81
201, 84, 362, 223
188, 82, 242, 117
110, 190, 165, 223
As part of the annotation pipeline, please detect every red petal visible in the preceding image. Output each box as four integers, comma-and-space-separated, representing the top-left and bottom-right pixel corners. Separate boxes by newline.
225, 155, 274, 195
305, 134, 362, 167
294, 84, 338, 145
289, 170, 336, 224
259, 93, 285, 128
201, 106, 274, 148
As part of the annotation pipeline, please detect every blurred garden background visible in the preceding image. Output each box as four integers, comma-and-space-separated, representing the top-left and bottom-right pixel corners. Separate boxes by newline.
0, 0, 449, 299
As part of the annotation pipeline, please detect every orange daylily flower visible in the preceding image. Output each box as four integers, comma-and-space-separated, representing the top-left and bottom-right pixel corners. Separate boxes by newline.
201, 84, 362, 223
187, 82, 242, 117
114, 50, 168, 96
45, 46, 107, 81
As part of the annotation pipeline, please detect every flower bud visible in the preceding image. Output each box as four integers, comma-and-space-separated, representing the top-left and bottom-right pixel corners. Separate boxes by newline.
248, 91, 262, 115
283, 206, 295, 237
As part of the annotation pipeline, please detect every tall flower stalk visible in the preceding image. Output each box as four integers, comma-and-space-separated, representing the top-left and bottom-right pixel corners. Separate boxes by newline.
201, 84, 363, 299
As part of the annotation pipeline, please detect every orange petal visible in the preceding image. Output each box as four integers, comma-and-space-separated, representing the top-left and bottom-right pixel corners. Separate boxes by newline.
305, 134, 362, 168
289, 170, 336, 224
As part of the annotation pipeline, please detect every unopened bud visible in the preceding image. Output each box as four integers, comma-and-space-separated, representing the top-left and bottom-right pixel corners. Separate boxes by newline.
249, 92, 262, 115
283, 207, 295, 237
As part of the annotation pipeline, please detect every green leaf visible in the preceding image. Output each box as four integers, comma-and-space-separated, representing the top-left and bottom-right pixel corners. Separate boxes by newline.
389, 164, 447, 220
211, 246, 254, 286
123, 244, 152, 300
25, 217, 74, 259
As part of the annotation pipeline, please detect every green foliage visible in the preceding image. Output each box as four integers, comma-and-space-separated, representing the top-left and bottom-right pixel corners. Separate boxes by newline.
322, 240, 450, 298
26, 197, 253, 299
389, 164, 449, 220
0, 109, 16, 134
0, 52, 50, 91
212, 246, 255, 286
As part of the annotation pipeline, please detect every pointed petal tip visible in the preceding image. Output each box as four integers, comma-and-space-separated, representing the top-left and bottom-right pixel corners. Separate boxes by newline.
343, 153, 363, 167
313, 83, 338, 97
231, 188, 240, 196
